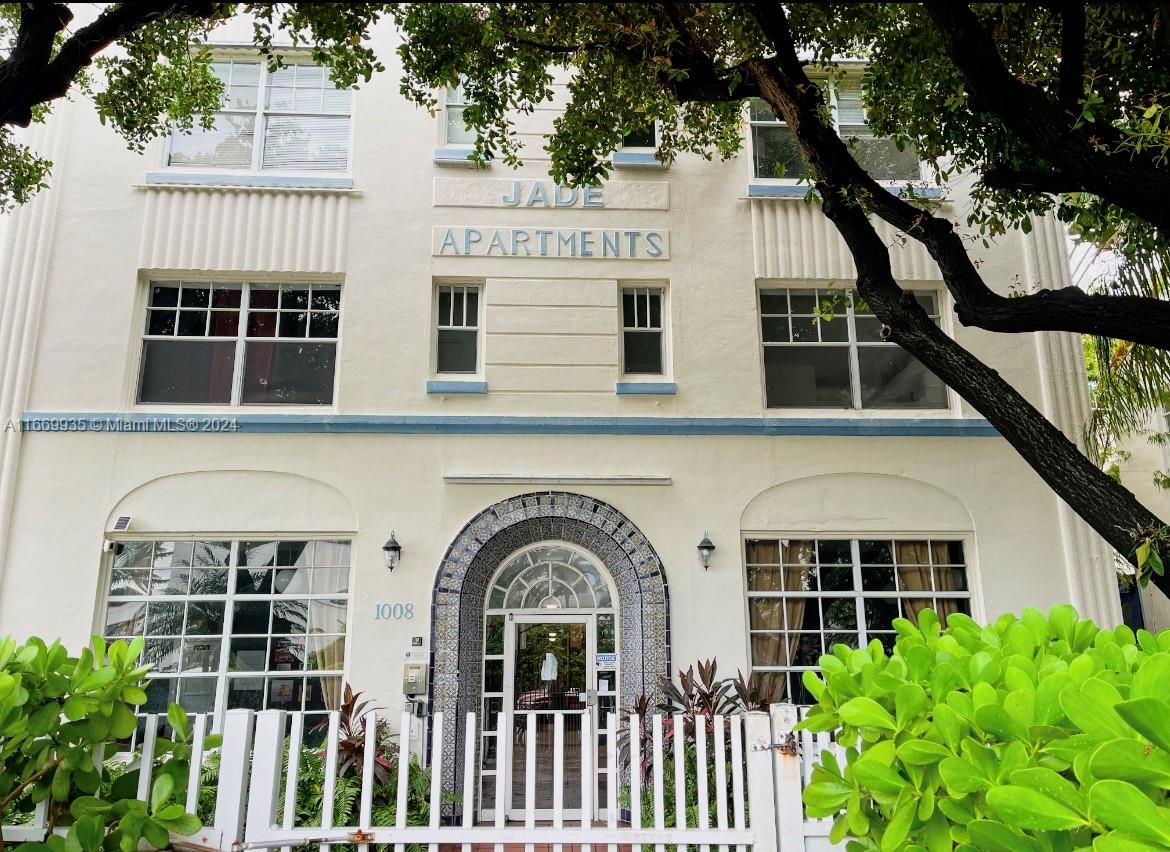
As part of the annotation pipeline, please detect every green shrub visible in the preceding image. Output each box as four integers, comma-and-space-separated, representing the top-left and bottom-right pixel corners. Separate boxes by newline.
800, 604, 1170, 851
0, 635, 210, 852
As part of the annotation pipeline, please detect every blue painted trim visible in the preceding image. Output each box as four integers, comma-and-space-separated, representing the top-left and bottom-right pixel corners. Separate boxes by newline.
21, 412, 999, 437
747, 182, 945, 200
433, 148, 479, 167
612, 151, 666, 169
616, 382, 677, 396
426, 380, 488, 395
144, 172, 354, 189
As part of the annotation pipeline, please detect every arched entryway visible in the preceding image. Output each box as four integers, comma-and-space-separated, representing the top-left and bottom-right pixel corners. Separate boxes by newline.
427, 491, 671, 814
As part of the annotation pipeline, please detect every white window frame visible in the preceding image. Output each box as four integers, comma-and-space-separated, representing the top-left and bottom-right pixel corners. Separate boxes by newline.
741, 533, 978, 705
162, 54, 355, 177
619, 284, 669, 377
440, 83, 475, 147
433, 281, 484, 376
135, 280, 342, 409
757, 285, 952, 413
747, 71, 922, 186
98, 536, 354, 746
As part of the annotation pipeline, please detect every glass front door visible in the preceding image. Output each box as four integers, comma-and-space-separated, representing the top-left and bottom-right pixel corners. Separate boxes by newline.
508, 617, 590, 819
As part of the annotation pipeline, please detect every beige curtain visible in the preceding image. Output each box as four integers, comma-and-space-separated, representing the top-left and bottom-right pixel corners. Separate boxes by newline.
310, 635, 345, 708
930, 541, 963, 621
895, 541, 933, 626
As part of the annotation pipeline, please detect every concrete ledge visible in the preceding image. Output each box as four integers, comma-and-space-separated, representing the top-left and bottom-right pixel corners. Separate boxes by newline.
426, 381, 488, 394
615, 382, 678, 395
144, 172, 354, 190
612, 151, 666, 169
433, 148, 480, 167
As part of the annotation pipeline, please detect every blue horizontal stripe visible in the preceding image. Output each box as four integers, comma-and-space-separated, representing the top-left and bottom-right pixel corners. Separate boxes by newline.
616, 382, 678, 395
426, 381, 488, 394
144, 172, 354, 190
21, 412, 999, 437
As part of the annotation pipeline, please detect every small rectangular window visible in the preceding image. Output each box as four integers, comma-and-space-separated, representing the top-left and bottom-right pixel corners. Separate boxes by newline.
621, 287, 664, 375
138, 281, 340, 406
167, 60, 352, 173
749, 99, 810, 181
436, 284, 480, 373
444, 85, 475, 146
622, 123, 657, 148
759, 288, 947, 410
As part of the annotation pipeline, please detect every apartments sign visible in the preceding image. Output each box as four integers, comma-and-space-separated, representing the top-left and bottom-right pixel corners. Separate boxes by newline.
432, 177, 669, 259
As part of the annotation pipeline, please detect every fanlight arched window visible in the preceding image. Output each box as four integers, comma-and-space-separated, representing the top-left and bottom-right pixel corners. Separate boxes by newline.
487, 543, 614, 610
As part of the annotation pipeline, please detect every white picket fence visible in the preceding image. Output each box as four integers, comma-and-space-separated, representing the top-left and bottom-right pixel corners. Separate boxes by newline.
1, 705, 844, 851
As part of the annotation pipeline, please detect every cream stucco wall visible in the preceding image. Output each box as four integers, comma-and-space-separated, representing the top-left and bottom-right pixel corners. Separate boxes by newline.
0, 19, 1122, 722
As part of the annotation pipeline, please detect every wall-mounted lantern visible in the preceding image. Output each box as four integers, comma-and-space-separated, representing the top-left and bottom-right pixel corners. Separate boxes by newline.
697, 532, 716, 570
382, 532, 402, 571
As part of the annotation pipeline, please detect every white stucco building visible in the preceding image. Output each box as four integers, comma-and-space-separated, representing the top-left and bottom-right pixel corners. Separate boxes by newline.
0, 19, 1121, 817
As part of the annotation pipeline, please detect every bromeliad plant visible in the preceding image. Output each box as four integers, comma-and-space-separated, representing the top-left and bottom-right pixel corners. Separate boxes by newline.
0, 635, 210, 852
800, 605, 1170, 851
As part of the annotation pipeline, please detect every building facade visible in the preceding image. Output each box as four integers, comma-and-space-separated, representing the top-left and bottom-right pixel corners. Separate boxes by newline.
0, 19, 1120, 817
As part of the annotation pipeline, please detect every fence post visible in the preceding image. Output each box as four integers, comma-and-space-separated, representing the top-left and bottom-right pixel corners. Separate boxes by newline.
246, 710, 288, 844
215, 709, 256, 850
770, 704, 806, 852
743, 712, 779, 852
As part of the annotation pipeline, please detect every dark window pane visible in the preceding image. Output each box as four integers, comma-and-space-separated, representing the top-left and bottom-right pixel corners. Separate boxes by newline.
485, 659, 504, 693
189, 567, 229, 595
178, 310, 208, 336
309, 312, 339, 338
239, 541, 277, 567
138, 340, 235, 404
862, 566, 896, 591
279, 311, 308, 337
272, 600, 309, 634
623, 125, 656, 147
175, 678, 216, 713
485, 614, 505, 655
269, 636, 306, 671
235, 568, 273, 594
232, 601, 272, 634
762, 318, 790, 343
863, 598, 901, 632
818, 540, 852, 564
438, 288, 452, 325
278, 541, 313, 566
229, 638, 268, 673
312, 289, 341, 311
212, 288, 241, 308
181, 638, 221, 672
241, 342, 336, 404
935, 567, 969, 592
146, 602, 185, 635
247, 311, 278, 337
933, 541, 966, 564
858, 347, 948, 409
819, 317, 850, 342
437, 329, 478, 373
848, 135, 920, 182
791, 634, 822, 666
115, 542, 154, 568
789, 291, 817, 313
227, 676, 264, 708
147, 310, 176, 336
859, 540, 893, 564
465, 289, 479, 324
822, 599, 858, 630
855, 317, 885, 343
268, 678, 303, 711
284, 289, 309, 309
151, 285, 179, 307
181, 287, 210, 307
186, 602, 225, 635
819, 566, 854, 591
208, 311, 240, 337
250, 288, 278, 309
623, 331, 662, 374
764, 346, 851, 408
759, 292, 787, 314
143, 639, 179, 673
752, 125, 809, 180
647, 292, 662, 327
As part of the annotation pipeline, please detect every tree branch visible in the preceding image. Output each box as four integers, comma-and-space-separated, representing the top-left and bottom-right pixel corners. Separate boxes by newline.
0, 1, 223, 129
923, 0, 1170, 235
1058, 2, 1086, 113
744, 3, 1169, 578
980, 163, 1083, 195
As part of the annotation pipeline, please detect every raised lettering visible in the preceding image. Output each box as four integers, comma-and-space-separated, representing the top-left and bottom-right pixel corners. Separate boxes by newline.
602, 231, 620, 257
487, 230, 508, 256
439, 228, 460, 255
579, 230, 594, 257
501, 180, 522, 207
511, 229, 532, 256
646, 231, 664, 258
554, 185, 579, 207
527, 183, 549, 207
464, 228, 482, 255
583, 186, 604, 208
557, 231, 578, 256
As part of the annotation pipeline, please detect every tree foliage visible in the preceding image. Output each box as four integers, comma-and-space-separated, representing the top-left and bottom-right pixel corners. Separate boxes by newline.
800, 606, 1170, 850
0, 635, 212, 852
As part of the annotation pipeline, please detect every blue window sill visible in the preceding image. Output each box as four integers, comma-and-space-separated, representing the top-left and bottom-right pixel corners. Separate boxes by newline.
746, 182, 944, 200
433, 148, 482, 167
144, 172, 354, 190
426, 380, 488, 394
612, 151, 666, 169
616, 382, 677, 395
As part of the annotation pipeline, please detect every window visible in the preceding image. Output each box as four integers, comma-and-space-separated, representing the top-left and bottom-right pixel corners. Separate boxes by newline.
759, 288, 948, 409
622, 123, 657, 148
436, 284, 480, 373
621, 287, 664, 374
745, 537, 970, 704
749, 80, 919, 182
138, 281, 340, 406
103, 538, 351, 744
443, 84, 475, 145
167, 59, 352, 172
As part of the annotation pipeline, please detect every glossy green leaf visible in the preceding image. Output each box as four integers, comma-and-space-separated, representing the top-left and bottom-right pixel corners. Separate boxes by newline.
1115, 698, 1170, 752
839, 697, 897, 731
1089, 779, 1170, 845
897, 739, 952, 765
985, 784, 1088, 830
1089, 738, 1170, 788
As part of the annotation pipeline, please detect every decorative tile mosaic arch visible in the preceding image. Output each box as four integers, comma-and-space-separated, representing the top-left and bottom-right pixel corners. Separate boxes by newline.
427, 491, 672, 799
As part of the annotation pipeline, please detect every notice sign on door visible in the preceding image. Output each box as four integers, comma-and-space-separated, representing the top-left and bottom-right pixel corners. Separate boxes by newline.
596, 653, 618, 671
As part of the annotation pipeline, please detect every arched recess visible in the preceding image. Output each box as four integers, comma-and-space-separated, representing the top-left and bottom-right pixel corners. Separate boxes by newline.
105, 470, 357, 534
428, 491, 671, 801
740, 472, 974, 533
